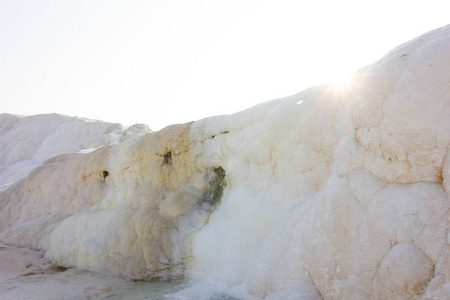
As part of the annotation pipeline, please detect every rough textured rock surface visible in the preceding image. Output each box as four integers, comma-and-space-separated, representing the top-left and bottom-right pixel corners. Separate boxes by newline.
1, 26, 450, 299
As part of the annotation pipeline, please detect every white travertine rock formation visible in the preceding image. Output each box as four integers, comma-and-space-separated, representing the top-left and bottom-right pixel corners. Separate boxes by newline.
0, 113, 150, 191
1, 25, 450, 299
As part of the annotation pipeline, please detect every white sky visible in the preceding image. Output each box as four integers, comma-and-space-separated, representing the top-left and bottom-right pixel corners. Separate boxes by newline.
0, 0, 448, 130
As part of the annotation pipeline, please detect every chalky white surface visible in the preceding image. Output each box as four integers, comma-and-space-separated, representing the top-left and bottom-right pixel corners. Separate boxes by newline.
1, 26, 450, 299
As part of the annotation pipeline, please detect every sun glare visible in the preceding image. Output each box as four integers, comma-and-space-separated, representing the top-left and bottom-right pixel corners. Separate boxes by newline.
327, 70, 355, 90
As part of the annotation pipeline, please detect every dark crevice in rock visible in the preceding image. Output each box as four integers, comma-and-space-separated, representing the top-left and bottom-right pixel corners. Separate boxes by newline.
163, 152, 172, 165
211, 131, 229, 139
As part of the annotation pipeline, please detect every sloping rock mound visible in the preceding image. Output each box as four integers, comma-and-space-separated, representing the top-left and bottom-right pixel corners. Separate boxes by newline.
1, 25, 450, 299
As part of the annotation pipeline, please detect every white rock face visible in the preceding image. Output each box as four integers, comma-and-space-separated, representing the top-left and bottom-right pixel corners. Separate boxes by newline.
0, 113, 150, 191
1, 26, 450, 299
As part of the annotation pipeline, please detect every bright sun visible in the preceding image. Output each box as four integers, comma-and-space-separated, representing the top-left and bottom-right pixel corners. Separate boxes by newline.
327, 70, 355, 89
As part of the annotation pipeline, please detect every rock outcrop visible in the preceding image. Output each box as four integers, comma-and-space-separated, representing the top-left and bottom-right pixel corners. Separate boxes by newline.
1, 25, 450, 299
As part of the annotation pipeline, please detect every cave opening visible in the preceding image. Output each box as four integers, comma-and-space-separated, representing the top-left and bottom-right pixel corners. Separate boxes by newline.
163, 152, 172, 165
